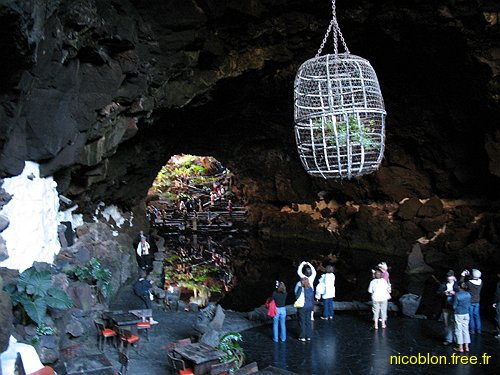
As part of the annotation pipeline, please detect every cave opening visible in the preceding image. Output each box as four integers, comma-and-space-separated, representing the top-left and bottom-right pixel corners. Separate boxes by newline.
145, 153, 247, 307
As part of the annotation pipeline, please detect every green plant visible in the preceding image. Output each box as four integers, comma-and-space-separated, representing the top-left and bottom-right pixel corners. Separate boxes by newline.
30, 323, 56, 345
72, 257, 112, 299
313, 115, 379, 151
209, 283, 222, 293
3, 267, 72, 326
217, 332, 245, 370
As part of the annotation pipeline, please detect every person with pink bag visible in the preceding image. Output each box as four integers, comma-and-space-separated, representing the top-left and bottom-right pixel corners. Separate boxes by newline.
271, 282, 288, 342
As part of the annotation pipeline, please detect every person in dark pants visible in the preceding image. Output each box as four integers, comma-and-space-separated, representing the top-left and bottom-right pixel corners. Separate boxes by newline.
493, 273, 500, 338
459, 268, 483, 334
133, 270, 153, 310
133, 270, 159, 325
436, 270, 457, 345
296, 277, 314, 341
136, 236, 152, 271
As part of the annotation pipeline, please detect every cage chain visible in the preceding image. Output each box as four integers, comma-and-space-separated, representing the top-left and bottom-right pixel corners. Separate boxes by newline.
316, 0, 350, 57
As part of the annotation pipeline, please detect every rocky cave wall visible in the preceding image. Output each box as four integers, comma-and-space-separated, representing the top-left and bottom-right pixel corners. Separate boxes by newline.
0, 0, 500, 296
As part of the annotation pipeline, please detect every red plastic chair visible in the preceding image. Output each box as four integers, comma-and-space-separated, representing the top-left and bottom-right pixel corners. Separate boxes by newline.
136, 321, 151, 341
94, 320, 117, 351
118, 328, 140, 355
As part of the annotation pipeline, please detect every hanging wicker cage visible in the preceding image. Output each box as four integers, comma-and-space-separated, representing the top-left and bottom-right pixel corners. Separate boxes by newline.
293, 1, 386, 179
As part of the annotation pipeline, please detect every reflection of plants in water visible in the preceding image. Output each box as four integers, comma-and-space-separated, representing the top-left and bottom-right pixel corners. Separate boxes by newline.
312, 115, 380, 151
163, 259, 226, 305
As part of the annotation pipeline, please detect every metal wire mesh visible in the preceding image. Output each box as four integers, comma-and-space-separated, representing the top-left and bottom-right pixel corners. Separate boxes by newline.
294, 53, 386, 179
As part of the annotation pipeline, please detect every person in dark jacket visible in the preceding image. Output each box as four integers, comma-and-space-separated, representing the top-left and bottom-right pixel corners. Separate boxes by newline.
460, 268, 483, 334
493, 273, 500, 338
437, 270, 457, 345
271, 282, 288, 342
453, 283, 472, 352
296, 277, 314, 341
133, 270, 154, 310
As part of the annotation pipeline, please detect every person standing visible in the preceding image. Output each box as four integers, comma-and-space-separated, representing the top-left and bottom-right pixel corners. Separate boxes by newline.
296, 277, 314, 341
136, 229, 148, 244
368, 269, 391, 329
437, 270, 457, 345
297, 261, 316, 320
460, 268, 483, 334
316, 265, 336, 320
136, 236, 151, 271
493, 273, 500, 338
453, 283, 472, 352
377, 262, 390, 284
272, 282, 288, 342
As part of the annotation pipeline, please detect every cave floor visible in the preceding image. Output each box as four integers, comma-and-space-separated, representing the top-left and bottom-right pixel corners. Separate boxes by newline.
53, 282, 500, 375
54, 306, 500, 375
241, 313, 500, 375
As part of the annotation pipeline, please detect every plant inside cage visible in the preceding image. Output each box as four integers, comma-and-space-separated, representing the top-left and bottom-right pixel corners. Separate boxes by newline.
312, 115, 381, 151
293, 0, 386, 179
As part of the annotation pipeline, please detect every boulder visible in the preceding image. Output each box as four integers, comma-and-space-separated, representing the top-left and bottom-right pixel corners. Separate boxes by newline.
417, 197, 443, 218
199, 329, 220, 348
208, 305, 225, 331
0, 215, 9, 232
66, 282, 95, 311
397, 198, 422, 220
399, 293, 422, 317
66, 319, 85, 338
194, 304, 217, 334
0, 279, 13, 352
37, 346, 59, 364
0, 236, 7, 262
406, 243, 434, 274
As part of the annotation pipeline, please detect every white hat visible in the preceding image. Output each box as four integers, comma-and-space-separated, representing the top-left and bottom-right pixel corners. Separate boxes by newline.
471, 269, 481, 279
378, 262, 388, 271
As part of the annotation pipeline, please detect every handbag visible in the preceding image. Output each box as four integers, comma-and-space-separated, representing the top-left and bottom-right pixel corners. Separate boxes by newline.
267, 299, 277, 317
294, 290, 305, 308
264, 298, 272, 309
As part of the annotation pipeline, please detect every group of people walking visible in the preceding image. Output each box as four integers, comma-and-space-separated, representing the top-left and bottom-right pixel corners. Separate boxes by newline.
269, 260, 392, 343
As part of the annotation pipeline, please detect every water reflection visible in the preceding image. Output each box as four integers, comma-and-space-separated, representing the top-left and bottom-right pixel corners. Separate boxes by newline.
157, 230, 406, 312
371, 328, 391, 375
272, 342, 287, 369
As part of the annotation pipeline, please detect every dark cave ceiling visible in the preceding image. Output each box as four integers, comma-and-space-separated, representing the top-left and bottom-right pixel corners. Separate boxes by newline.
0, 0, 499, 212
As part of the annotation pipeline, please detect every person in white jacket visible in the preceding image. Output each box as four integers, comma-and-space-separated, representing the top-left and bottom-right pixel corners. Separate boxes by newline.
316, 265, 336, 320
136, 236, 151, 271
297, 261, 316, 320
368, 269, 391, 329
